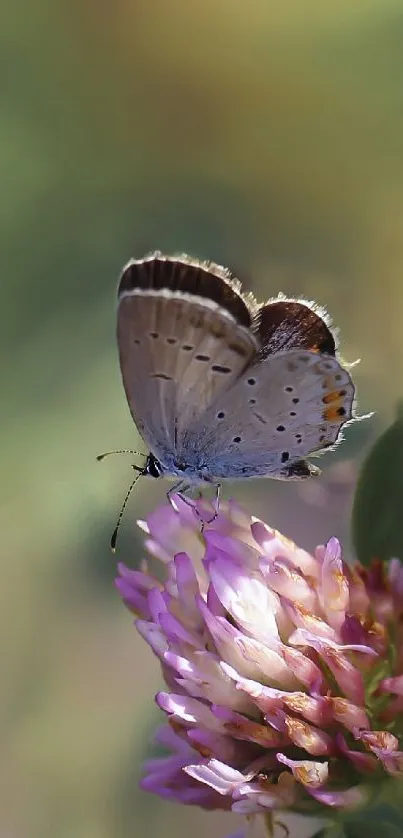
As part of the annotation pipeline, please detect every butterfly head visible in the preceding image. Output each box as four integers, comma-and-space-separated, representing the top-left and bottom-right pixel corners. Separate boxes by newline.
143, 452, 164, 479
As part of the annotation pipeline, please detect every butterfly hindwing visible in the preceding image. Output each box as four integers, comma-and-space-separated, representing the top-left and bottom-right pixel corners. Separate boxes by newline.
255, 298, 336, 357
178, 349, 354, 480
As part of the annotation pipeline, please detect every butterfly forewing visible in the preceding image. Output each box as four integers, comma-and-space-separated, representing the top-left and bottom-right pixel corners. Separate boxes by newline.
117, 256, 258, 466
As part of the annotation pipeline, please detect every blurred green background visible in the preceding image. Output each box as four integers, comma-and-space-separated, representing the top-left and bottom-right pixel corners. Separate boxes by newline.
3, 1, 403, 835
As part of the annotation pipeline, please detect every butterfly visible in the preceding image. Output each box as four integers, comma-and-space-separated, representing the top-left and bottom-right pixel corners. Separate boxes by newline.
99, 252, 356, 545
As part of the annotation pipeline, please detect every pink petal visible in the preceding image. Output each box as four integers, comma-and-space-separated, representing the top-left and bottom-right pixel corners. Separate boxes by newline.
282, 692, 333, 727
187, 728, 256, 765
136, 619, 168, 658
156, 692, 224, 732
319, 538, 349, 631
206, 556, 281, 643
330, 697, 369, 732
212, 704, 286, 747
184, 758, 252, 795
276, 755, 328, 788
281, 646, 324, 692
204, 531, 262, 571
284, 717, 334, 756
159, 611, 204, 649
309, 787, 367, 808
381, 674, 403, 695
335, 734, 377, 773
283, 601, 336, 641
260, 558, 317, 611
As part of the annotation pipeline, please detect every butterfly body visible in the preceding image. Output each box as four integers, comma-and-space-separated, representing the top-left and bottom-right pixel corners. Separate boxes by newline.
116, 252, 356, 492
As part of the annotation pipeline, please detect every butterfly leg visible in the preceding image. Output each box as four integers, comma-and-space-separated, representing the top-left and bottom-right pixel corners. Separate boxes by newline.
166, 482, 209, 531
167, 481, 192, 512
202, 483, 221, 526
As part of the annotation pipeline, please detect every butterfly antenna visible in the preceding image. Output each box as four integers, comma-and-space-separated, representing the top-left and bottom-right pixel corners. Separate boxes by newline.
97, 449, 145, 461
110, 468, 143, 553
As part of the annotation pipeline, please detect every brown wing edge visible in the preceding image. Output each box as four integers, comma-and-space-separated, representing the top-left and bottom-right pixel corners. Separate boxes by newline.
254, 296, 337, 358
118, 252, 258, 329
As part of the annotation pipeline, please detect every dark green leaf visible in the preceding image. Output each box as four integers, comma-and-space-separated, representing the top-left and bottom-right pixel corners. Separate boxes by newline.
352, 401, 403, 566
344, 821, 402, 838
364, 803, 403, 828
310, 827, 346, 838
342, 803, 403, 838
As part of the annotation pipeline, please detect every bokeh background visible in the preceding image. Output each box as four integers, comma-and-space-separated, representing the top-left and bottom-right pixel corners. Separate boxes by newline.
3, 1, 403, 835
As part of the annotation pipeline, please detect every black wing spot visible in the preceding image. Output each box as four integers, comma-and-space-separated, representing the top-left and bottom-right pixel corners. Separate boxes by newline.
150, 373, 173, 381
292, 397, 299, 404
217, 411, 225, 420
133, 338, 140, 344
276, 425, 285, 432
212, 364, 231, 374
335, 373, 342, 381
166, 337, 177, 345
247, 378, 256, 386
182, 344, 194, 351
290, 411, 296, 417
150, 331, 159, 339
285, 386, 294, 393
233, 436, 241, 443
196, 354, 210, 362
249, 397, 256, 405
281, 451, 290, 463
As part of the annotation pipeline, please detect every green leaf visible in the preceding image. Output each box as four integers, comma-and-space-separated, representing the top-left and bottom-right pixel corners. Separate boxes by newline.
352, 401, 403, 566
365, 803, 403, 828
310, 829, 345, 838
343, 820, 402, 838
342, 802, 403, 837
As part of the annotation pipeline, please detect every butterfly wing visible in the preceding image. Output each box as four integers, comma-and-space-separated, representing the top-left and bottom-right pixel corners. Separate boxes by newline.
254, 298, 336, 357
178, 349, 355, 480
117, 254, 258, 467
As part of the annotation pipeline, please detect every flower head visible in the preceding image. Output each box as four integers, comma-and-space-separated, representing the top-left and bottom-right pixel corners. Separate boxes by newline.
116, 496, 403, 836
